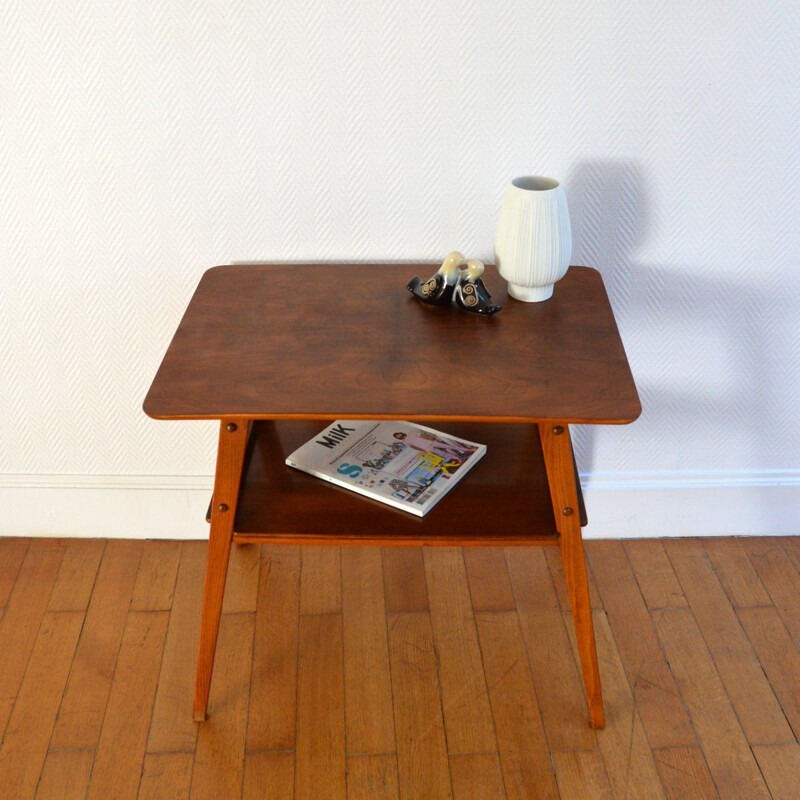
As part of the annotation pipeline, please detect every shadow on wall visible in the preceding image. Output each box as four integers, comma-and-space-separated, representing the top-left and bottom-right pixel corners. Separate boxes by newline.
234, 161, 797, 505
566, 159, 649, 477
565, 159, 798, 491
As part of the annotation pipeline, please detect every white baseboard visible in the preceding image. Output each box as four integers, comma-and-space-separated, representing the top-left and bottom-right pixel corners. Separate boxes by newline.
2, 474, 215, 540
2, 471, 799, 540
581, 471, 800, 538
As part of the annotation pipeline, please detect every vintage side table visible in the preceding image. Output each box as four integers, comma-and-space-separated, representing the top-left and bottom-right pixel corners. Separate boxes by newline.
143, 263, 640, 728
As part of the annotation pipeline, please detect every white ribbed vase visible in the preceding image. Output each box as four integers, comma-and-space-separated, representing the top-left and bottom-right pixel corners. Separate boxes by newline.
494, 175, 572, 302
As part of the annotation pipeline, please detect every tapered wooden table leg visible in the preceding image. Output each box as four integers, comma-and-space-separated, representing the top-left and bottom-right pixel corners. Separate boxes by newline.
539, 423, 605, 729
193, 419, 249, 721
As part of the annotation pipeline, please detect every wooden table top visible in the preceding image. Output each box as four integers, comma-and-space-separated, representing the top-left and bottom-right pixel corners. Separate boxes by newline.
143, 263, 640, 424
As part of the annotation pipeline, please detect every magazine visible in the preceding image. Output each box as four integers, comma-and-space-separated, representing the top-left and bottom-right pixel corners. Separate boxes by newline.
285, 420, 486, 517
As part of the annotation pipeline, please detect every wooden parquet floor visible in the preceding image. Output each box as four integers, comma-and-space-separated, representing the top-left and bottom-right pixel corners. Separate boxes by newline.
0, 536, 799, 799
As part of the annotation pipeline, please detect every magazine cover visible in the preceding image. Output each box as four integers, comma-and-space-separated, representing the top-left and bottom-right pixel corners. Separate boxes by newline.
285, 421, 486, 517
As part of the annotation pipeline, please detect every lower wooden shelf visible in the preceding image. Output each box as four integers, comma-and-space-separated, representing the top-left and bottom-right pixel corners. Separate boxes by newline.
212, 420, 587, 547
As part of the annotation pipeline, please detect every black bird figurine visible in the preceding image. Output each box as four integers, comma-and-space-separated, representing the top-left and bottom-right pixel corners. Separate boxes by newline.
454, 260, 502, 315
407, 251, 465, 307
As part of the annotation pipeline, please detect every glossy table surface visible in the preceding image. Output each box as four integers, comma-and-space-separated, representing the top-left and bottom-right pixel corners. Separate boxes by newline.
143, 263, 640, 424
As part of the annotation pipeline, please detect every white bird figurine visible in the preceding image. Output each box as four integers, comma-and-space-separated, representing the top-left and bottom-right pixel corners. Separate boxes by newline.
454, 260, 502, 315
407, 251, 466, 306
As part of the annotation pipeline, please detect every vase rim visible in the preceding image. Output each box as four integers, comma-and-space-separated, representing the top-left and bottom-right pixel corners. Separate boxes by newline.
511, 175, 560, 192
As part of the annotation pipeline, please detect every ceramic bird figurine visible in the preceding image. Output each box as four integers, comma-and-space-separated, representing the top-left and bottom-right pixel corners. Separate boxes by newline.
454, 260, 502, 315
407, 251, 466, 307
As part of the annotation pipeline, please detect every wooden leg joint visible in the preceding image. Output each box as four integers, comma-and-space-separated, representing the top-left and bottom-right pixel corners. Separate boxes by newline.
193, 418, 250, 722
539, 422, 605, 729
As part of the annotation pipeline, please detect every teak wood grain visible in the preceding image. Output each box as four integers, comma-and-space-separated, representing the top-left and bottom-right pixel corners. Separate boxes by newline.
233, 420, 566, 546
194, 419, 249, 722
143, 263, 640, 727
539, 422, 604, 728
143, 264, 640, 424
193, 420, 249, 721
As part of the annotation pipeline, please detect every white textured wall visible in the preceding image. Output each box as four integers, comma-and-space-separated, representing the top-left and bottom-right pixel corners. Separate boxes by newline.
2, 1, 798, 537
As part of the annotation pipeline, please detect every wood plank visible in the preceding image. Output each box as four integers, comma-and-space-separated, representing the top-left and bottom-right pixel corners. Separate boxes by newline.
462, 548, 515, 611
475, 612, 558, 800
652, 607, 770, 800
449, 753, 505, 800
652, 747, 719, 800
504, 547, 595, 751
243, 751, 295, 800
752, 743, 800, 800
665, 538, 792, 745
13, 536, 797, 800
0, 539, 64, 738
138, 753, 194, 800
0, 537, 29, 608
545, 546, 602, 611
782, 536, 800, 575
131, 540, 182, 611
341, 548, 395, 754
382, 548, 428, 612
562, 610, 664, 798
703, 538, 771, 608
235, 423, 559, 546
144, 265, 641, 424
194, 418, 250, 722
552, 751, 614, 800
539, 422, 603, 728
346, 754, 399, 800
47, 538, 105, 612
745, 538, 800, 646
50, 539, 143, 749
0, 611, 84, 799
247, 544, 301, 751
586, 540, 695, 748
295, 613, 346, 800
147, 541, 206, 753
388, 612, 452, 800
423, 548, 496, 754
35, 749, 95, 800
737, 606, 800, 739
623, 539, 686, 609
234, 531, 559, 547
299, 545, 341, 614
87, 611, 169, 800
191, 613, 256, 800
221, 542, 260, 613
